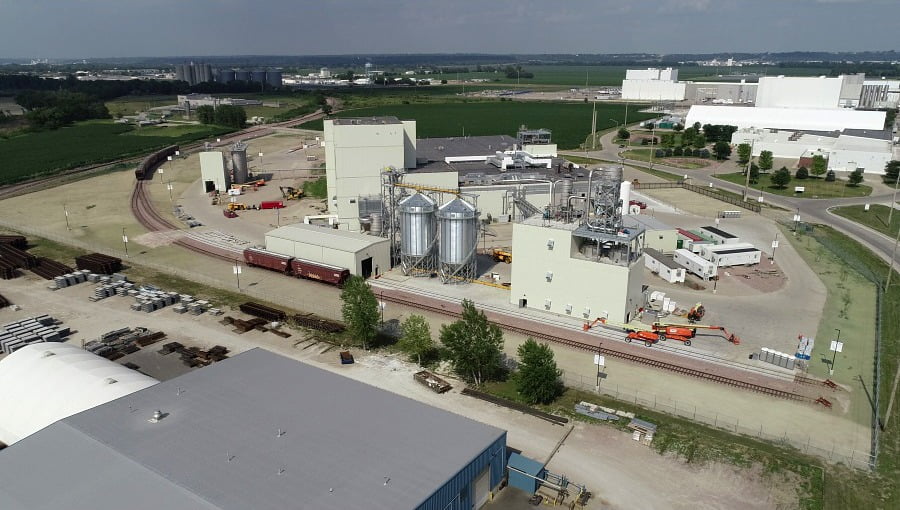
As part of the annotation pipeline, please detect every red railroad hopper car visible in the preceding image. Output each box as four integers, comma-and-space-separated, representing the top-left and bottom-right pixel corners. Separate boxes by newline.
260, 200, 285, 209
290, 258, 349, 286
243, 248, 292, 274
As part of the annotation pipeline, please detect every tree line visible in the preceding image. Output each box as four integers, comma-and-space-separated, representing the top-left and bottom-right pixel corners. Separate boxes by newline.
14, 90, 109, 129
195, 104, 247, 129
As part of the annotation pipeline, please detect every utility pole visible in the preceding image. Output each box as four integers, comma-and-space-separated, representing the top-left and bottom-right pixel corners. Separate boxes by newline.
64, 204, 70, 231
233, 263, 242, 291
122, 227, 129, 257
771, 233, 779, 264
887, 169, 899, 227
829, 329, 843, 376
649, 125, 656, 170
591, 101, 597, 150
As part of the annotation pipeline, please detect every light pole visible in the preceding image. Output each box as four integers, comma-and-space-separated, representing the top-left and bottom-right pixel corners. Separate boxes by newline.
743, 138, 755, 201
590, 101, 597, 150
64, 204, 70, 231
886, 214, 900, 290
233, 263, 242, 291
648, 125, 656, 170
121, 227, 129, 257
166, 181, 174, 202
887, 169, 899, 227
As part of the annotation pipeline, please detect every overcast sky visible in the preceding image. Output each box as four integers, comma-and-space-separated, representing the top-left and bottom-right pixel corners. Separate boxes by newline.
1, 0, 898, 58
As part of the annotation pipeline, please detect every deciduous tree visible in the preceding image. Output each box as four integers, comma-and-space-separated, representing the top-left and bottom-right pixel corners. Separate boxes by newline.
848, 168, 864, 187
811, 155, 828, 178
340, 276, 380, 349
737, 143, 751, 165
439, 300, 504, 385
713, 141, 731, 160
758, 150, 773, 172
515, 339, 563, 405
770, 167, 792, 188
397, 315, 435, 366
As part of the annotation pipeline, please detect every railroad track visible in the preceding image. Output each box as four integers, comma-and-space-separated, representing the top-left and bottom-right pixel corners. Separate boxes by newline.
130, 180, 241, 263
379, 290, 807, 402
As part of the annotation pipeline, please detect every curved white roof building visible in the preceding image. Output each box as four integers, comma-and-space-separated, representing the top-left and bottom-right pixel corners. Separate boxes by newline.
0, 343, 158, 445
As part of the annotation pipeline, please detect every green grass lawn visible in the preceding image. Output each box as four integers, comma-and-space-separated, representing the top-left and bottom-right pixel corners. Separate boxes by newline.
831, 204, 900, 238
715, 172, 872, 198
302, 176, 327, 198
301, 102, 657, 150
0, 121, 233, 185
621, 148, 711, 169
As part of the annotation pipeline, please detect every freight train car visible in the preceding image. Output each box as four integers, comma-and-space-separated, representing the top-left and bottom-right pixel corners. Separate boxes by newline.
243, 247, 292, 273
242, 248, 349, 286
290, 258, 349, 286
135, 145, 180, 180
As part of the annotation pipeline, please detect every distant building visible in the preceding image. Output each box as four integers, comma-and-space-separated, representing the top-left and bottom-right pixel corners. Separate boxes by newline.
687, 105, 885, 132
730, 127, 893, 175
174, 62, 212, 86
860, 79, 900, 109
755, 74, 865, 109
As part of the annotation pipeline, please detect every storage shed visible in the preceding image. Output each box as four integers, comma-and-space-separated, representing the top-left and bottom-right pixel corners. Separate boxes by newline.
644, 248, 686, 284
199, 151, 229, 193
507, 453, 546, 495
625, 215, 677, 253
673, 249, 717, 280
0, 348, 508, 510
700, 225, 740, 245
265, 223, 390, 278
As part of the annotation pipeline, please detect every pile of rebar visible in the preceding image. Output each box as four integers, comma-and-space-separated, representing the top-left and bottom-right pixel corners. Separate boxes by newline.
31, 257, 74, 280
239, 302, 287, 322
0, 244, 37, 269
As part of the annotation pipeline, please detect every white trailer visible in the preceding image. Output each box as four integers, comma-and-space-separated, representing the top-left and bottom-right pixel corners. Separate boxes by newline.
700, 225, 740, 245
673, 249, 717, 280
644, 248, 686, 283
706, 245, 762, 267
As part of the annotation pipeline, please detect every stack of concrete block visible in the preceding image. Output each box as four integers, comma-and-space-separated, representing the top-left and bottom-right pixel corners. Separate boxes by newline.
0, 315, 70, 354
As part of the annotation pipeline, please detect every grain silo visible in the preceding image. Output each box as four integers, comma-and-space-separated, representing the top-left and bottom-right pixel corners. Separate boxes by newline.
250, 70, 267, 83
234, 70, 251, 82
398, 193, 437, 275
436, 198, 479, 283
230, 141, 249, 184
266, 70, 283, 88
217, 69, 236, 83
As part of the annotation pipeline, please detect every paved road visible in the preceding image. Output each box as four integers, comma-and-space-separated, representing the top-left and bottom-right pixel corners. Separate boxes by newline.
564, 127, 900, 268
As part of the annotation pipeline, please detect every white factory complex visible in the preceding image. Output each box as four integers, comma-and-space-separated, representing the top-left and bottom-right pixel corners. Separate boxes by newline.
622, 68, 898, 175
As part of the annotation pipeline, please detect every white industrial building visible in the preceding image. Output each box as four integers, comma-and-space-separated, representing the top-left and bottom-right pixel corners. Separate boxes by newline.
324, 117, 570, 231
687, 105, 886, 132
621, 67, 757, 103
731, 127, 893, 174
199, 151, 229, 192
509, 167, 646, 323
860, 79, 900, 109
644, 248, 686, 284
0, 343, 158, 446
755, 74, 865, 109
265, 223, 390, 278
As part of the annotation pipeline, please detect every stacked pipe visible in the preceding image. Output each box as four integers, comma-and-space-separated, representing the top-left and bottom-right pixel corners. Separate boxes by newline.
0, 259, 16, 280
31, 257, 75, 280
75, 253, 122, 275
0, 235, 27, 249
239, 302, 287, 322
0, 244, 37, 269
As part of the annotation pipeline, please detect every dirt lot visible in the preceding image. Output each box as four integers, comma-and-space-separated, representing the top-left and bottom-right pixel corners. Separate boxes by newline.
0, 275, 800, 509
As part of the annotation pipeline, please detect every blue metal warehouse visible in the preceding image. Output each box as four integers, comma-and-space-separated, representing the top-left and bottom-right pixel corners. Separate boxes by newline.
0, 348, 507, 510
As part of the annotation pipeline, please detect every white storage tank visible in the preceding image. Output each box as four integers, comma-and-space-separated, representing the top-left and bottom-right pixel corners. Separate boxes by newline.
437, 198, 479, 282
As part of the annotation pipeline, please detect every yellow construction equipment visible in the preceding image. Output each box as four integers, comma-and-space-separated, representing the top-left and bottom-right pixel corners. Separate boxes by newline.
492, 248, 512, 264
227, 203, 247, 211
280, 186, 303, 200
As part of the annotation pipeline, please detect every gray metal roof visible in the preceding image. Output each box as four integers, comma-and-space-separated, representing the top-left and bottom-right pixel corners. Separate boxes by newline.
624, 215, 674, 232
0, 349, 505, 510
842, 128, 893, 140
643, 248, 681, 270
416, 135, 518, 161
266, 223, 389, 253
332, 116, 401, 126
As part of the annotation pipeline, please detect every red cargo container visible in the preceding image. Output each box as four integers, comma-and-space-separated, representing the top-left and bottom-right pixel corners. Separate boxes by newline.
290, 258, 350, 286
260, 201, 285, 209
243, 248, 292, 273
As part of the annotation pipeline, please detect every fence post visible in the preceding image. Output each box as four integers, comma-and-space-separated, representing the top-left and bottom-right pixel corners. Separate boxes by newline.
831, 443, 835, 460
654, 395, 657, 409
734, 418, 739, 433
615, 384, 619, 399
714, 413, 718, 427
759, 424, 763, 438
806, 436, 810, 453
693, 405, 696, 419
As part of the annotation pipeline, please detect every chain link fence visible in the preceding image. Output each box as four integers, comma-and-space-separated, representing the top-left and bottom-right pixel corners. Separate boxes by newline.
0, 220, 342, 321
560, 371, 874, 470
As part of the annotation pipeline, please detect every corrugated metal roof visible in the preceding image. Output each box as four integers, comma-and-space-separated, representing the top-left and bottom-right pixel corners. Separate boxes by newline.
266, 223, 389, 253
0, 349, 505, 510
687, 105, 886, 132
624, 215, 673, 231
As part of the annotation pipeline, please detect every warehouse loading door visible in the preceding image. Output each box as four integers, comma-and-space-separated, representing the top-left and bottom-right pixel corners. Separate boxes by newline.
204, 180, 216, 193
474, 466, 491, 509
361, 257, 373, 278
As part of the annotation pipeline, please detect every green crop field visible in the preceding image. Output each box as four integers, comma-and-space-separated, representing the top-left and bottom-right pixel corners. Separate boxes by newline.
0, 121, 232, 185
300, 102, 658, 149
